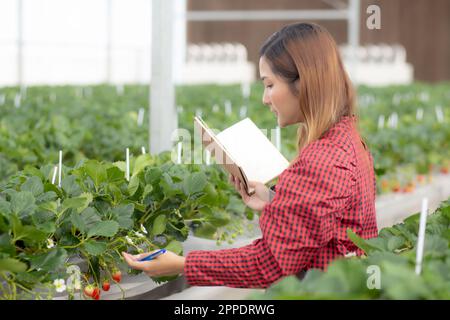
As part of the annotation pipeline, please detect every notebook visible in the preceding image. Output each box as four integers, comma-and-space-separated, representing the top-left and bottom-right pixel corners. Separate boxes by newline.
194, 116, 289, 195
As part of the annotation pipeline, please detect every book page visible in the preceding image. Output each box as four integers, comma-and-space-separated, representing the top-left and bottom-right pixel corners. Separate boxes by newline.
216, 118, 289, 184
194, 117, 251, 193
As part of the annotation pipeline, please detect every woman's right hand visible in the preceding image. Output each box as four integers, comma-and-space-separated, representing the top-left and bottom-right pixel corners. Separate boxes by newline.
229, 175, 270, 211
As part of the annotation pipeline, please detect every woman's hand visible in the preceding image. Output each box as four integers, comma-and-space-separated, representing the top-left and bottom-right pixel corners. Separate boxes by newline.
121, 250, 185, 277
229, 175, 270, 211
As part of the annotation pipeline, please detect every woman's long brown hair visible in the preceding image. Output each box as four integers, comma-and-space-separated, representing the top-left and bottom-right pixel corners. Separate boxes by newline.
260, 22, 357, 158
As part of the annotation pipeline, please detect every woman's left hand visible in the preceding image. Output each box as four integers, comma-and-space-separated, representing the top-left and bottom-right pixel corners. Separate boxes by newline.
121, 250, 185, 277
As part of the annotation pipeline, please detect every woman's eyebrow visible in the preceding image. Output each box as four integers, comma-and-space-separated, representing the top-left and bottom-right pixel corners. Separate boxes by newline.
260, 76, 267, 81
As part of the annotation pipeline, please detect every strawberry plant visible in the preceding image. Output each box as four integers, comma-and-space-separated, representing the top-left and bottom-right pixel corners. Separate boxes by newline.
252, 197, 450, 299
0, 153, 255, 299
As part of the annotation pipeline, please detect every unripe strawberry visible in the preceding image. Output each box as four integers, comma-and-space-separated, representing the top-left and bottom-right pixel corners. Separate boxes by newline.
84, 285, 94, 297
112, 270, 122, 283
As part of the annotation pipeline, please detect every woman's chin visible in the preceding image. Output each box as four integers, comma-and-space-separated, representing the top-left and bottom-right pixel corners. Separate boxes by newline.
276, 117, 286, 128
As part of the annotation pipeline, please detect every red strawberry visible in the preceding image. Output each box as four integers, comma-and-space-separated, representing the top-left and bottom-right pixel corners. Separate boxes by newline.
92, 287, 101, 300
112, 270, 122, 283
392, 181, 401, 193
417, 175, 426, 184
102, 280, 110, 292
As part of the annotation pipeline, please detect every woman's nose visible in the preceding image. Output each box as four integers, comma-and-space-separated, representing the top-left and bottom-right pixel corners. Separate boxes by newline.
262, 93, 271, 106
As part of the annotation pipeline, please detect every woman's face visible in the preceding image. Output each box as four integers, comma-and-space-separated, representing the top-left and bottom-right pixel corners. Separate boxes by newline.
259, 56, 301, 128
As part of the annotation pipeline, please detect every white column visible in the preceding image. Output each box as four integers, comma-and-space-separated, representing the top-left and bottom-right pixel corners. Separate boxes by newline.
173, 0, 187, 84
106, 0, 113, 83
150, 0, 177, 154
347, 0, 360, 84
17, 0, 23, 85
348, 0, 360, 49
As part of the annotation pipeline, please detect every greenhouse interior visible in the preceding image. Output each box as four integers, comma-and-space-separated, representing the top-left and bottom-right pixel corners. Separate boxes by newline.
0, 0, 449, 304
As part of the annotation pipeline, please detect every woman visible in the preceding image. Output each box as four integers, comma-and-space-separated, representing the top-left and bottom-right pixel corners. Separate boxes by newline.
122, 22, 378, 288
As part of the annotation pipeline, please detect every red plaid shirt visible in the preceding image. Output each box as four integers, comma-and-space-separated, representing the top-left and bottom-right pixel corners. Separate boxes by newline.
184, 115, 378, 288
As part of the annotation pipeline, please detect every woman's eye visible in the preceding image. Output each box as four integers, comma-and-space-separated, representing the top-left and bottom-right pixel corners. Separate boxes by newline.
265, 84, 273, 89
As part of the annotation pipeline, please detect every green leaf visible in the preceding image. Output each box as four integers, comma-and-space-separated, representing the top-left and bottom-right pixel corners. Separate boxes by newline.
128, 175, 140, 196
201, 184, 219, 205
387, 236, 406, 251
381, 261, 431, 299
0, 198, 11, 215
152, 215, 167, 235
0, 258, 28, 273
35, 221, 56, 234
106, 166, 125, 184
29, 248, 68, 272
21, 176, 44, 196
113, 161, 126, 173
165, 240, 183, 255
23, 165, 45, 180
36, 191, 57, 203
226, 196, 246, 214
15, 224, 48, 243
11, 191, 36, 218
43, 182, 64, 198
183, 172, 207, 195
80, 207, 102, 230
70, 211, 86, 234
107, 183, 123, 203
83, 160, 107, 188
70, 206, 102, 235
423, 235, 448, 258
194, 222, 217, 239
83, 240, 107, 256
61, 176, 82, 197
145, 167, 162, 184
111, 204, 134, 229
132, 155, 154, 176
143, 184, 153, 199
39, 201, 58, 214
87, 220, 119, 238
347, 229, 383, 255
208, 209, 230, 227
0, 234, 15, 255
61, 192, 93, 214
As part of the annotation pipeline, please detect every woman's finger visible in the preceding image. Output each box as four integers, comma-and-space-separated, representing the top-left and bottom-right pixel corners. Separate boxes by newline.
122, 252, 156, 271
239, 182, 249, 200
122, 252, 144, 270
234, 178, 240, 190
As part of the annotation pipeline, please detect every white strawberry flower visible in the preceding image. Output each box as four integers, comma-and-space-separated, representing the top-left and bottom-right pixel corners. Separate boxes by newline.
46, 238, 55, 249
134, 231, 145, 239
125, 236, 134, 245
140, 224, 148, 234
66, 278, 82, 291
53, 279, 66, 293
73, 279, 81, 290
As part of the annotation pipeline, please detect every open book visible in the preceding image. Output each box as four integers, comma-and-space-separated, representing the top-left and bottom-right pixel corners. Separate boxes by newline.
194, 116, 289, 195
